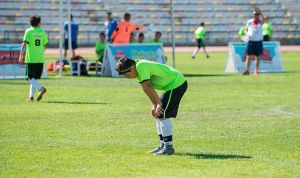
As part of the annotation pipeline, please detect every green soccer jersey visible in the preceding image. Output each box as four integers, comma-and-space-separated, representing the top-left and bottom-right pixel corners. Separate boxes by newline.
149, 39, 162, 43
135, 59, 186, 91
194, 26, 205, 40
23, 27, 48, 63
239, 26, 246, 38
262, 22, 273, 36
95, 41, 106, 60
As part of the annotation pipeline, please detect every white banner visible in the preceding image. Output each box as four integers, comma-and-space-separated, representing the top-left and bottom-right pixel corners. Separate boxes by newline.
225, 42, 284, 73
0, 44, 47, 79
102, 43, 166, 77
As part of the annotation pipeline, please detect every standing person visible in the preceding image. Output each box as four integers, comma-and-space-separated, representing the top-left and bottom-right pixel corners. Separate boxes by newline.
149, 31, 162, 43
192, 22, 209, 59
95, 32, 106, 63
243, 9, 264, 76
262, 16, 273, 41
111, 13, 144, 44
19, 15, 48, 102
239, 24, 248, 42
63, 14, 79, 58
115, 57, 188, 155
104, 12, 118, 42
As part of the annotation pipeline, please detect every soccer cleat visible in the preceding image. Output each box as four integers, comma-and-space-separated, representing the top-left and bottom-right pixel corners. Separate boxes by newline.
242, 70, 250, 75
154, 145, 175, 155
254, 70, 259, 76
148, 143, 164, 154
27, 97, 34, 102
192, 56, 195, 59
206, 55, 210, 59
36, 87, 47, 102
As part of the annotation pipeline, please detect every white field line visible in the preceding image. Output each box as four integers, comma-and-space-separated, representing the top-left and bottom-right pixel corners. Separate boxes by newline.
270, 105, 300, 118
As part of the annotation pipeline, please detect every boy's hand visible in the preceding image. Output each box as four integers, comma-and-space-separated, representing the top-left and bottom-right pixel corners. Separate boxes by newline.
154, 104, 164, 118
151, 105, 156, 118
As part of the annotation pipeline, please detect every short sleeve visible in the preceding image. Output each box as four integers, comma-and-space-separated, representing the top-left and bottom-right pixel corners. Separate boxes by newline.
136, 63, 151, 83
43, 32, 48, 46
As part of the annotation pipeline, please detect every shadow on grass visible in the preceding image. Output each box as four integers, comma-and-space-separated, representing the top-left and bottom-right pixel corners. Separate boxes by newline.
46, 101, 108, 105
177, 153, 252, 159
183, 73, 237, 77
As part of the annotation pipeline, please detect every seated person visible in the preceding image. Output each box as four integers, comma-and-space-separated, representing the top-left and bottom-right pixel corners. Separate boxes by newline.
149, 31, 162, 43
137, 32, 145, 43
95, 32, 106, 63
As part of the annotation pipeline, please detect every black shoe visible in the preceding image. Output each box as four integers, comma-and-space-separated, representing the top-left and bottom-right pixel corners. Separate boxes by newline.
148, 143, 164, 154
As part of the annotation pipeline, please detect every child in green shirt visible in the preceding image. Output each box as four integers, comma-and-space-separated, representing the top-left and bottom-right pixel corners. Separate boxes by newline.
95, 32, 106, 63
19, 15, 48, 102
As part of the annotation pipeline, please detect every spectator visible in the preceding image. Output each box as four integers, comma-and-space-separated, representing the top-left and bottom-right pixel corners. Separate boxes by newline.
137, 32, 145, 43
19, 15, 48, 102
95, 32, 106, 63
149, 31, 162, 43
130, 32, 136, 43
111, 13, 144, 44
63, 14, 79, 58
115, 57, 187, 155
243, 8, 264, 76
192, 22, 209, 59
262, 16, 273, 41
239, 23, 248, 42
104, 12, 118, 42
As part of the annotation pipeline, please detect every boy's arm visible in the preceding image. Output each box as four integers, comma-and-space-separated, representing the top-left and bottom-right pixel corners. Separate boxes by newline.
19, 42, 27, 63
140, 80, 164, 117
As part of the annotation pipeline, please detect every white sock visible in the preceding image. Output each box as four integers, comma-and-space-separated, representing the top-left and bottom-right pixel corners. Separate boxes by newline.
29, 78, 42, 90
192, 48, 199, 57
159, 118, 173, 145
203, 48, 209, 57
156, 119, 164, 144
29, 84, 36, 98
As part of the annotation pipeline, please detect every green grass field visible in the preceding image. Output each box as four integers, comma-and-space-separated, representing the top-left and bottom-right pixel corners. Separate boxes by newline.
1, 51, 300, 177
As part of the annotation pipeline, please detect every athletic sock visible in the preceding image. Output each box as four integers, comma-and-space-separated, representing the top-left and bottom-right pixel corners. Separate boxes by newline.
29, 78, 42, 90
192, 48, 199, 57
29, 84, 35, 98
159, 118, 173, 145
156, 119, 164, 144
204, 48, 209, 57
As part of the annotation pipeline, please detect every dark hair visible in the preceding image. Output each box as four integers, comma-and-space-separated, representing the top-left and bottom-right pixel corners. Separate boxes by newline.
30, 15, 41, 27
155, 31, 162, 36
107, 12, 112, 15
70, 14, 73, 20
115, 57, 136, 75
100, 32, 105, 37
124, 13, 131, 21
200, 22, 205, 26
138, 32, 144, 37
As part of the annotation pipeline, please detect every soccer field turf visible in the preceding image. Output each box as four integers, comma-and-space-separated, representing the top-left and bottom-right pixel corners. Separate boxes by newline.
1, 52, 299, 177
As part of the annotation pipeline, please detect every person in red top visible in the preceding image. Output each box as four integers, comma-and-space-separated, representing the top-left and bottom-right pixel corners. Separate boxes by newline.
111, 13, 144, 44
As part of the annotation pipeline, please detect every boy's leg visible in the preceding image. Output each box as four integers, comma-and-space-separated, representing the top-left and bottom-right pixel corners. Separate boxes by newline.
203, 45, 209, 58
27, 84, 35, 102
192, 48, 199, 59
254, 56, 260, 75
155, 118, 175, 155
148, 119, 164, 154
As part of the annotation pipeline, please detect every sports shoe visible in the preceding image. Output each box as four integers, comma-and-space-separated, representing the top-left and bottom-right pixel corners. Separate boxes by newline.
192, 56, 195, 59
27, 97, 34, 102
36, 87, 47, 102
254, 70, 259, 76
242, 70, 250, 75
154, 145, 175, 155
148, 143, 164, 154
206, 55, 210, 59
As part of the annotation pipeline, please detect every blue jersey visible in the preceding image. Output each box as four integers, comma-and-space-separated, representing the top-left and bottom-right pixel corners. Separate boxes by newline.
105, 19, 117, 41
64, 20, 79, 42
